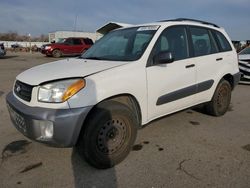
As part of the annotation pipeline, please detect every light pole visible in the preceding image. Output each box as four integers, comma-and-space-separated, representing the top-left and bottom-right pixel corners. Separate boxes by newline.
28, 33, 31, 53
74, 14, 78, 31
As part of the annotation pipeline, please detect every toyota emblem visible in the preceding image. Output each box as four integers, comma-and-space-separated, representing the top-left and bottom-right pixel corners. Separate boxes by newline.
16, 85, 21, 92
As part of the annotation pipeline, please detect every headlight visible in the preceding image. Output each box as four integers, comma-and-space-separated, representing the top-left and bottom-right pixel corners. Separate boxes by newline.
38, 79, 85, 103
45, 46, 51, 50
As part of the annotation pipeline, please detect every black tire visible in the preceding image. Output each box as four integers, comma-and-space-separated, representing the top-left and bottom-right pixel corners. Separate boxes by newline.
52, 49, 61, 58
205, 79, 231, 116
77, 101, 138, 169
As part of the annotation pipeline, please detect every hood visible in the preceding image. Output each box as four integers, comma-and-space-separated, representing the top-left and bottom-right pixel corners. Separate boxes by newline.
17, 58, 128, 85
239, 54, 250, 61
50, 43, 63, 46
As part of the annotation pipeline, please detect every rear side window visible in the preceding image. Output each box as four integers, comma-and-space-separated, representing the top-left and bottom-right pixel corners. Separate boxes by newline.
214, 31, 232, 52
190, 27, 218, 57
73, 39, 82, 45
84, 38, 94, 45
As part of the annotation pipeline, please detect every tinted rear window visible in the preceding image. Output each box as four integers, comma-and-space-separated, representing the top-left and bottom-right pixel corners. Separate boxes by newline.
84, 38, 94, 45
73, 39, 82, 45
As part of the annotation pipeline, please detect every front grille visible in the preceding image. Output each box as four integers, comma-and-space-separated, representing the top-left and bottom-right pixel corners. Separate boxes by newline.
7, 104, 26, 133
14, 80, 33, 102
241, 77, 250, 82
239, 63, 250, 70
240, 69, 250, 76
240, 60, 250, 64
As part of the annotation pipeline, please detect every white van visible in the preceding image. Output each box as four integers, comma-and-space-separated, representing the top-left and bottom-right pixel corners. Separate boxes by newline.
6, 18, 240, 169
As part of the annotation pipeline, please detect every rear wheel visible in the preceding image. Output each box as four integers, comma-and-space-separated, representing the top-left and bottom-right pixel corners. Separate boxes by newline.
77, 101, 137, 169
205, 79, 231, 116
52, 49, 61, 58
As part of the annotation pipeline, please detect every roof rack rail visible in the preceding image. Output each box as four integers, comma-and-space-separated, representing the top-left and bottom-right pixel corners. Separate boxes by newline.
159, 18, 220, 28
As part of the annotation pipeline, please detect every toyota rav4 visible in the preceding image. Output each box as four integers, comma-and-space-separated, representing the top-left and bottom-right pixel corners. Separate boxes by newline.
6, 18, 241, 169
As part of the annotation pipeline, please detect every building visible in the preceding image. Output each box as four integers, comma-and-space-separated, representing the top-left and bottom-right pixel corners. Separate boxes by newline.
96, 22, 133, 35
48, 22, 132, 44
48, 31, 100, 43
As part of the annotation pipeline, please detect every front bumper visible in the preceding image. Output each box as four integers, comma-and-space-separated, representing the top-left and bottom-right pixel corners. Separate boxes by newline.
6, 92, 92, 147
41, 49, 53, 56
0, 50, 6, 57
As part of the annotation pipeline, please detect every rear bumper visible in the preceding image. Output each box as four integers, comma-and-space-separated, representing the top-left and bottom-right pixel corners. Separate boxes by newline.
232, 72, 242, 88
6, 92, 92, 147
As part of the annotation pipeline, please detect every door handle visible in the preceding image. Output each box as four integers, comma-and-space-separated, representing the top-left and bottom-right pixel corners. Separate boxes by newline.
185, 64, 195, 68
216, 58, 223, 61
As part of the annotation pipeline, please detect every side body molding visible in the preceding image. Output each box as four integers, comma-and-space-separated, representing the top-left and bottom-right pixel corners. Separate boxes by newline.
156, 80, 214, 105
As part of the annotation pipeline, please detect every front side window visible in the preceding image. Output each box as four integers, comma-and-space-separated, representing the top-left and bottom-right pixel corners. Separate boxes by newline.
150, 26, 189, 62
190, 27, 218, 57
81, 26, 158, 61
65, 38, 74, 45
84, 38, 94, 45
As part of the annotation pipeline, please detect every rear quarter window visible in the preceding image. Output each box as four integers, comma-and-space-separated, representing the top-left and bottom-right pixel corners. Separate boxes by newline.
214, 31, 232, 52
73, 39, 82, 45
84, 38, 94, 45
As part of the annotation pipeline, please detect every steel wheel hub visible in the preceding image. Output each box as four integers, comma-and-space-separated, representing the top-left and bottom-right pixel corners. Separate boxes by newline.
97, 118, 127, 154
217, 85, 228, 110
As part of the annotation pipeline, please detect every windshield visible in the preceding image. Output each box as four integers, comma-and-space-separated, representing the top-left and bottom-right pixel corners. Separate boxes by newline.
239, 47, 250, 55
81, 26, 159, 61
57, 38, 66, 43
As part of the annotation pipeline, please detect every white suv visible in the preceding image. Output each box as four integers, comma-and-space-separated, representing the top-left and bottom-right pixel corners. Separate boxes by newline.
6, 18, 240, 169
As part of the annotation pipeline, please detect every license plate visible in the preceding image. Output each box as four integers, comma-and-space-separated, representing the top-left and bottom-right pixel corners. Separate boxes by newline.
7, 105, 26, 133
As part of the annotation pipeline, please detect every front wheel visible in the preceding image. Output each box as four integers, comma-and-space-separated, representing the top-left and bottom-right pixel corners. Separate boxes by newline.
52, 49, 61, 58
205, 79, 231, 116
77, 101, 138, 169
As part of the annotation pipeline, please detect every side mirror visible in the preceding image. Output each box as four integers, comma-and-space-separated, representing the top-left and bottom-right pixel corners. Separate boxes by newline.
154, 51, 174, 64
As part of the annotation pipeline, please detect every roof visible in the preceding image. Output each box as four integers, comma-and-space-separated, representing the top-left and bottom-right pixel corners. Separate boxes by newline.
96, 18, 222, 36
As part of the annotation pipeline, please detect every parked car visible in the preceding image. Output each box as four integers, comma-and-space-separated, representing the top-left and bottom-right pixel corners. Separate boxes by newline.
41, 37, 93, 57
0, 43, 6, 57
238, 47, 250, 83
11, 43, 21, 48
6, 18, 240, 169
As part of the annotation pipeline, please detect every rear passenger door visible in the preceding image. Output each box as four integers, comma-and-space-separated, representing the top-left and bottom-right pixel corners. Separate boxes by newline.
188, 26, 231, 103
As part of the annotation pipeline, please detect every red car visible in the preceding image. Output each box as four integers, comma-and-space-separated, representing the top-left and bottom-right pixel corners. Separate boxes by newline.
41, 37, 93, 57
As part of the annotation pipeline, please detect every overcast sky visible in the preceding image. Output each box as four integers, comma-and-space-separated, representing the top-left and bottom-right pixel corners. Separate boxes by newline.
0, 0, 249, 40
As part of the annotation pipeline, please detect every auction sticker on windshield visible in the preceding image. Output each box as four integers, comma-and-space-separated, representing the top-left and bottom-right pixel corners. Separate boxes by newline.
137, 26, 160, 31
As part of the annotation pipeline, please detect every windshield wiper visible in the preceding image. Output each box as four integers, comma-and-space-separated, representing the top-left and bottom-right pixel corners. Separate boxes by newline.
84, 56, 102, 60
